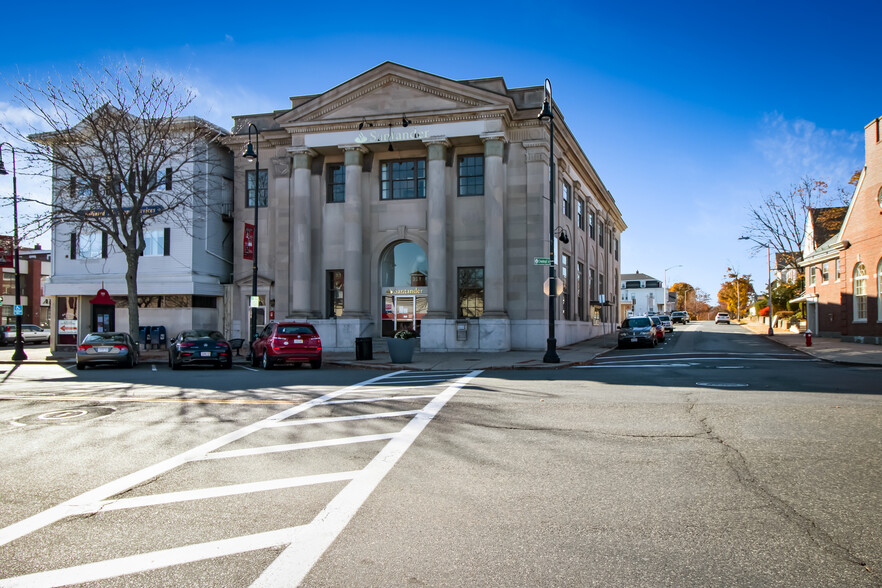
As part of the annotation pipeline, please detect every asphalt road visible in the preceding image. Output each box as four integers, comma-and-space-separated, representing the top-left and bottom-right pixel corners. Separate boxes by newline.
0, 323, 880, 587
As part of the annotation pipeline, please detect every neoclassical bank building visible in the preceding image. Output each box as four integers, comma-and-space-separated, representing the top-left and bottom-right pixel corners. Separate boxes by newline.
226, 63, 625, 352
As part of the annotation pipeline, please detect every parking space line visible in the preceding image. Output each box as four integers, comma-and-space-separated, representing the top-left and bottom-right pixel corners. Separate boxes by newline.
323, 394, 437, 405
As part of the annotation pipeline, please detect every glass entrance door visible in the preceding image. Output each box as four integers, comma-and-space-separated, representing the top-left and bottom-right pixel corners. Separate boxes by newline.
382, 295, 426, 337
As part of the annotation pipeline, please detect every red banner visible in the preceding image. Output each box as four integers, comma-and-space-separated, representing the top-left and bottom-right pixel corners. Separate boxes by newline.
0, 236, 13, 268
243, 224, 254, 260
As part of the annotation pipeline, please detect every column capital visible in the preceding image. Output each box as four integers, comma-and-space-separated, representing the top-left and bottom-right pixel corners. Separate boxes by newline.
523, 140, 549, 163
286, 147, 317, 170
423, 136, 450, 161
339, 144, 369, 167
480, 132, 507, 144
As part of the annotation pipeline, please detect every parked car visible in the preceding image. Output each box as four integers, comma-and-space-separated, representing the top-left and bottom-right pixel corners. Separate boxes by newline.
671, 311, 689, 324
658, 314, 674, 333
617, 316, 657, 348
649, 315, 665, 342
0, 323, 50, 346
251, 321, 322, 369
76, 332, 140, 370
715, 312, 731, 324
168, 329, 233, 370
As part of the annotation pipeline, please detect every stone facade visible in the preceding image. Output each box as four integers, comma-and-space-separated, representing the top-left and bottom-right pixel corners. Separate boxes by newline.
226, 63, 625, 352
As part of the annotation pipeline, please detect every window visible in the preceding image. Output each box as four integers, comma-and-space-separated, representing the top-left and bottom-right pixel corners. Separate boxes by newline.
599, 273, 605, 302
821, 263, 829, 283
809, 265, 816, 286
158, 168, 172, 191
144, 228, 170, 256
614, 238, 619, 261
854, 263, 867, 321
878, 260, 882, 322
625, 280, 642, 289
878, 186, 882, 209
246, 169, 268, 208
327, 164, 345, 203
589, 268, 596, 301
609, 230, 614, 252
588, 212, 595, 240
381, 159, 426, 200
458, 155, 483, 196
836, 258, 841, 281
561, 254, 570, 319
598, 220, 605, 248
76, 232, 105, 259
457, 267, 484, 318
577, 199, 584, 230
645, 280, 662, 289
577, 262, 584, 321
326, 270, 344, 318
561, 182, 571, 219
74, 179, 94, 199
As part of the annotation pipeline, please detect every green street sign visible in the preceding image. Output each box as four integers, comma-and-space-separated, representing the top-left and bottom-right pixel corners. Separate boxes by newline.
534, 257, 553, 266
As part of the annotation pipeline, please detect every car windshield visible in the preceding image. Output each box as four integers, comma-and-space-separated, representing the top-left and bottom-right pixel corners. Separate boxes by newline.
182, 330, 224, 341
278, 325, 316, 335
622, 317, 651, 328
84, 334, 127, 344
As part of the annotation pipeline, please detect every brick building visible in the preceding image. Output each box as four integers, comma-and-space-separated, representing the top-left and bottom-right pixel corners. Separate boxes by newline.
0, 245, 50, 327
800, 115, 882, 342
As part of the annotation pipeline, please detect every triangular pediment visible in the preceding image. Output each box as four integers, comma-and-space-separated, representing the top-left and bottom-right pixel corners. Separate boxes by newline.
276, 63, 512, 126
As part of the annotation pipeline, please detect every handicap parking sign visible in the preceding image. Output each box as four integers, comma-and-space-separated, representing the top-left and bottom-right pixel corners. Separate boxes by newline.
13, 304, 23, 316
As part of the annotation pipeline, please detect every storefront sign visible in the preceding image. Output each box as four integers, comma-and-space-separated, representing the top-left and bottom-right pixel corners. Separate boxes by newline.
58, 319, 78, 335
354, 129, 431, 144
82, 205, 164, 218
383, 287, 427, 296
243, 224, 254, 260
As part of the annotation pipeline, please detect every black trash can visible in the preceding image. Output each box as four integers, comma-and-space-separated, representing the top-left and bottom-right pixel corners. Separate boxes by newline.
355, 337, 373, 360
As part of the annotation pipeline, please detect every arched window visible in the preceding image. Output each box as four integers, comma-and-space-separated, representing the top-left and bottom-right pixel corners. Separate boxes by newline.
877, 259, 882, 322
853, 263, 867, 321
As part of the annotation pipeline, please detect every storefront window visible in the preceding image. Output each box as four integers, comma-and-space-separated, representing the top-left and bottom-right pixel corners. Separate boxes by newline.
457, 267, 484, 318
381, 159, 426, 200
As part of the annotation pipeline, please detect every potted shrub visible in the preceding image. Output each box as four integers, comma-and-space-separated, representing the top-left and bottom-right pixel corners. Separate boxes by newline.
386, 328, 417, 363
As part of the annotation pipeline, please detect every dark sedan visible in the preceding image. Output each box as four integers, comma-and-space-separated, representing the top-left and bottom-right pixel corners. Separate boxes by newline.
168, 330, 233, 369
76, 332, 140, 370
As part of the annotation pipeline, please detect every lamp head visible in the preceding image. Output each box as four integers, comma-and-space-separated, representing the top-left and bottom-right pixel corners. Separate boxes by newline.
538, 78, 554, 120
242, 142, 257, 162
558, 230, 569, 244
0, 160, 6, 175
402, 115, 410, 127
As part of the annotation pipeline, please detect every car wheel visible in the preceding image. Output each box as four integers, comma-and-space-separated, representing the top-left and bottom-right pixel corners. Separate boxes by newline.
310, 359, 322, 369
127, 354, 135, 369
262, 352, 273, 370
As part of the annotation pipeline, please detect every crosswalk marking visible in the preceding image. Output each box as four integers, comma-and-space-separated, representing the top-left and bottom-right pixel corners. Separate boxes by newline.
0, 369, 482, 587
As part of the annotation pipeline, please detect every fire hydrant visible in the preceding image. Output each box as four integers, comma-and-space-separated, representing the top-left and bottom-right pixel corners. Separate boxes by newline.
805, 329, 813, 347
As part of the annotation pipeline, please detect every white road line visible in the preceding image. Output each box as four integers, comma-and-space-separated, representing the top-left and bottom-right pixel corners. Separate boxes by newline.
265, 410, 420, 428
322, 394, 437, 405
0, 370, 407, 549
576, 363, 696, 368
0, 526, 307, 588
250, 370, 483, 588
199, 433, 397, 460
77, 471, 360, 514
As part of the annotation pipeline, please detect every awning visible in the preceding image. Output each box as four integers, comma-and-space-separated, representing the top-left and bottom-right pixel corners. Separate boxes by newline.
788, 292, 819, 304
89, 288, 116, 305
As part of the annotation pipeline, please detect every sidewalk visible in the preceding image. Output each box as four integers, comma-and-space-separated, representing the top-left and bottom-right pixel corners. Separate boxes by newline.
2, 324, 880, 369
737, 320, 882, 366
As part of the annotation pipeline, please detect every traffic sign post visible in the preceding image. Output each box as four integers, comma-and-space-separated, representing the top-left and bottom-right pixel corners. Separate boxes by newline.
13, 304, 23, 316
534, 257, 553, 266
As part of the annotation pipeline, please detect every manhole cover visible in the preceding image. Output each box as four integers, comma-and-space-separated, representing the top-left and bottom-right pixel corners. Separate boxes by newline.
12, 406, 117, 426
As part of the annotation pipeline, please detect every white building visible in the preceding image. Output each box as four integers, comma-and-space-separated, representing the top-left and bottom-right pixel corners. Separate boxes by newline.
41, 117, 234, 348
620, 272, 668, 316
226, 63, 626, 351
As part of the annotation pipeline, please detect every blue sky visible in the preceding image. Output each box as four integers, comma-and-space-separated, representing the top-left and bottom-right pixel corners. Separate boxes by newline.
1, 0, 878, 301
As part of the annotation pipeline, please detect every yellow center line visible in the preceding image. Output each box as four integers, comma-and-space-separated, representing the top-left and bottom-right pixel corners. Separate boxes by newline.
0, 395, 305, 406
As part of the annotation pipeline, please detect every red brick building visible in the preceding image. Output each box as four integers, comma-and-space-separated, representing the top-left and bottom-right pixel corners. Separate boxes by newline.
800, 116, 882, 343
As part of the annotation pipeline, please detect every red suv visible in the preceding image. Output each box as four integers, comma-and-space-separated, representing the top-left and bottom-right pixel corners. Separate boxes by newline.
251, 322, 322, 370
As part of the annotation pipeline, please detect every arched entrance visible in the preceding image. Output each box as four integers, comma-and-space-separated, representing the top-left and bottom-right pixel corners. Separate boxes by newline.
380, 242, 428, 337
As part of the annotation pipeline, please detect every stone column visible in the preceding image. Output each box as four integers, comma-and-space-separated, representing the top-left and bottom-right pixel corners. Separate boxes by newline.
287, 147, 316, 318
423, 136, 450, 318
482, 134, 507, 318
524, 140, 550, 323
341, 144, 369, 317
272, 154, 292, 318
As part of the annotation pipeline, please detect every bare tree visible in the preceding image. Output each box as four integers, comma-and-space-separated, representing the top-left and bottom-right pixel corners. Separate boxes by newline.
741, 177, 851, 258
2, 63, 226, 339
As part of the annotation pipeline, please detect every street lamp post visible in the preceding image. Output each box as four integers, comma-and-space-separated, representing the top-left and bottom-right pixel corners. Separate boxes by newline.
0, 143, 27, 362
538, 79, 559, 363
664, 264, 683, 313
242, 124, 260, 358
740, 236, 774, 336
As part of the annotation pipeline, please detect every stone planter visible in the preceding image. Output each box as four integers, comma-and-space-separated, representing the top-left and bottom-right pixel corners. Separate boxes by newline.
386, 337, 416, 363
